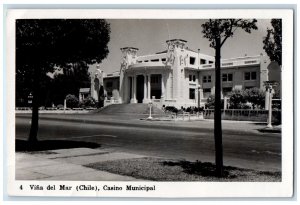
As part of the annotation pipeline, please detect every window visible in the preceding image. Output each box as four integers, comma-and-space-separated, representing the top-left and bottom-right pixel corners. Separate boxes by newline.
244, 72, 250, 80
190, 57, 196, 65
244, 72, 257, 80
189, 74, 196, 82
106, 82, 113, 88
251, 72, 257, 80
189, 88, 195, 99
203, 75, 211, 83
208, 76, 212, 82
222, 74, 227, 81
203, 88, 211, 98
200, 59, 206, 64
228, 73, 233, 81
222, 87, 232, 96
222, 73, 233, 82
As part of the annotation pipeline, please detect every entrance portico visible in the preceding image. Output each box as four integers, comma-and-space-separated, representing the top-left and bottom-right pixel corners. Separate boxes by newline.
127, 73, 164, 104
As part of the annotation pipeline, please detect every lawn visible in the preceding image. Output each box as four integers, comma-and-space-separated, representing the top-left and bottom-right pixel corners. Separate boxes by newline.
85, 157, 281, 182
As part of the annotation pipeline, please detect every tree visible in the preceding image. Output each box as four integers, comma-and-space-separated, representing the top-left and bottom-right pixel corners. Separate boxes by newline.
201, 19, 257, 177
263, 19, 282, 66
16, 19, 110, 142
49, 62, 91, 106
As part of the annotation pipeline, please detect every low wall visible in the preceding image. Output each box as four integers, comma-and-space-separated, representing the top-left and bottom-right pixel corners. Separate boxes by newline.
15, 107, 96, 114
203, 109, 281, 123
172, 112, 204, 121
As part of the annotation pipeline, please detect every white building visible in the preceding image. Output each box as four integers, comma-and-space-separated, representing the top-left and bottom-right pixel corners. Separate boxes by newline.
91, 39, 280, 108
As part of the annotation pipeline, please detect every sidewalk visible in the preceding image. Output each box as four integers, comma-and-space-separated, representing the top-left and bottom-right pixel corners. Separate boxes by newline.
16, 148, 146, 181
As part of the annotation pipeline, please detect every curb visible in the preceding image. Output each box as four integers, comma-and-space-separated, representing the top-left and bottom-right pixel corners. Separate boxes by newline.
258, 128, 281, 133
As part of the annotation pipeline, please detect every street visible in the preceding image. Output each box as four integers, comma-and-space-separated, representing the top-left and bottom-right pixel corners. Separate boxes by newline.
15, 114, 281, 171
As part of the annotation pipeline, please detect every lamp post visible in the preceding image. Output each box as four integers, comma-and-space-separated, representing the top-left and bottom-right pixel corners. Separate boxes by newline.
148, 101, 153, 119
27, 93, 33, 106
197, 85, 201, 109
64, 97, 67, 113
264, 81, 279, 128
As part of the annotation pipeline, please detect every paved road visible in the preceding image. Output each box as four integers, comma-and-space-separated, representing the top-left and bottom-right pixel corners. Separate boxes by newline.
15, 115, 281, 171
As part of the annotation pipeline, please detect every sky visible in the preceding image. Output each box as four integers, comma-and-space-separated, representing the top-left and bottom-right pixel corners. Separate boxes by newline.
91, 19, 271, 74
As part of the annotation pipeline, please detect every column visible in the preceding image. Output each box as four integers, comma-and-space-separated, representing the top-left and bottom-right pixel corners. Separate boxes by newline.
148, 74, 151, 100
143, 74, 148, 103
133, 75, 137, 103
161, 74, 165, 101
130, 76, 134, 103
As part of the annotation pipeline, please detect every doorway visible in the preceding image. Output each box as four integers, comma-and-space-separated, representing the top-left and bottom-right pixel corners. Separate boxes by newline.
136, 75, 144, 103
150, 74, 162, 99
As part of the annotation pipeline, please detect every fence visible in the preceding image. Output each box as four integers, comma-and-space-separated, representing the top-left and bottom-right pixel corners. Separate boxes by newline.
203, 109, 281, 123
166, 112, 204, 121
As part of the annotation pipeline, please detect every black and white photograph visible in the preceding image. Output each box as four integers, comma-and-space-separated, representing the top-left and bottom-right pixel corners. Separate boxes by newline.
5, 9, 294, 198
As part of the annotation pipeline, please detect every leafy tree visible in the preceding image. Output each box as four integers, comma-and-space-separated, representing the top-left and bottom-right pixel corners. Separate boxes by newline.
201, 19, 257, 177
66, 94, 79, 108
16, 19, 110, 142
263, 19, 282, 66
49, 62, 91, 106
244, 88, 265, 109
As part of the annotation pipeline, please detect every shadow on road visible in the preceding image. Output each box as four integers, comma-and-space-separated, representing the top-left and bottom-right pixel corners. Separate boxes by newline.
15, 139, 101, 152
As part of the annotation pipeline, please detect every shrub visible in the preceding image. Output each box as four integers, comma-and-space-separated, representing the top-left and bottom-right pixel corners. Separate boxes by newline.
165, 106, 179, 114
243, 88, 265, 109
56, 104, 64, 109
228, 89, 246, 109
80, 96, 97, 108
205, 94, 224, 109
66, 94, 79, 108
205, 95, 215, 109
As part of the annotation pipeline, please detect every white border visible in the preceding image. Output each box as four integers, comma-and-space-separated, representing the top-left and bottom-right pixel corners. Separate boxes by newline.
5, 9, 294, 198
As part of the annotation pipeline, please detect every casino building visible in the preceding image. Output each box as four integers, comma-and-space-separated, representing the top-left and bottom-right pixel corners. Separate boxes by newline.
89, 39, 280, 108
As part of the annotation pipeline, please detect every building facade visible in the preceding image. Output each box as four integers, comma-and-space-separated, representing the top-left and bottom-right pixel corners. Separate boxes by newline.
91, 39, 278, 108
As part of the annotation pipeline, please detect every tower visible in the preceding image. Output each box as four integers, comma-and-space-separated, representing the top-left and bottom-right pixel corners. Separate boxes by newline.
91, 65, 104, 104
165, 39, 188, 101
119, 47, 139, 103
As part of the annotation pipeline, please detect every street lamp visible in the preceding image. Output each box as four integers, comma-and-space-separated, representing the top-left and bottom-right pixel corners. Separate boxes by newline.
148, 101, 153, 119
27, 93, 33, 105
197, 85, 201, 109
264, 81, 279, 128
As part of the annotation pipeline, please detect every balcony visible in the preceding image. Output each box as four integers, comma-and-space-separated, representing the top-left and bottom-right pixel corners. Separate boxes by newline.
199, 56, 261, 70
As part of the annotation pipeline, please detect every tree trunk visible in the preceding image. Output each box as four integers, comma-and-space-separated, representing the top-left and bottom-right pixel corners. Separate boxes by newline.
28, 70, 39, 142
214, 37, 223, 177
